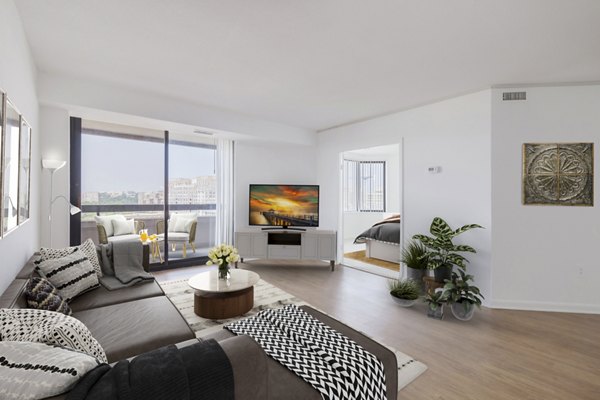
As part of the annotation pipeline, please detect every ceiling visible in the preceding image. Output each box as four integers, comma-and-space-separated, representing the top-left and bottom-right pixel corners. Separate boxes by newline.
15, 0, 600, 132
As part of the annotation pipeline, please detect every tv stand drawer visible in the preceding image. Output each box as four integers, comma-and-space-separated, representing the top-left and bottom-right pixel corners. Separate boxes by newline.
267, 245, 301, 259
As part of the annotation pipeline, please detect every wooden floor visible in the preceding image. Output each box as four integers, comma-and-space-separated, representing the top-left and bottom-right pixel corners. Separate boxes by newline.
154, 261, 600, 400
344, 249, 400, 272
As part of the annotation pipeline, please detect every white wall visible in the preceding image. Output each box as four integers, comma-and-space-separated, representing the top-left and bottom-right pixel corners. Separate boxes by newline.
0, 0, 39, 293
491, 85, 600, 313
234, 141, 318, 231
318, 90, 493, 301
38, 72, 315, 146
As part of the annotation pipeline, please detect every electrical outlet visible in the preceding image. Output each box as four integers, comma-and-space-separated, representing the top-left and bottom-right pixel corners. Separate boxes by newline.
578, 267, 584, 276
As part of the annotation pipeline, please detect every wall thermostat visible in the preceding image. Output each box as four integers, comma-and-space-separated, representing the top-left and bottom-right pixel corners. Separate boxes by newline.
428, 166, 442, 174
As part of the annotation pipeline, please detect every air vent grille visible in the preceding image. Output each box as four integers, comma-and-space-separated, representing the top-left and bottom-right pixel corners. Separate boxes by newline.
502, 91, 526, 101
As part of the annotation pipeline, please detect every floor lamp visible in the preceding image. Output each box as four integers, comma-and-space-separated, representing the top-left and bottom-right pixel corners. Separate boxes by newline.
42, 159, 81, 247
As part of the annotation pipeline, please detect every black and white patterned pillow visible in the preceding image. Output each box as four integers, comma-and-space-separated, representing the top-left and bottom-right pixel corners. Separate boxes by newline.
39, 238, 103, 277
24, 277, 72, 315
36, 249, 100, 302
0, 341, 100, 400
0, 308, 107, 363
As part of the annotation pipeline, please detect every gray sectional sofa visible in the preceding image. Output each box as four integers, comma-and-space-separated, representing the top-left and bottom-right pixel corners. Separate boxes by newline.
0, 254, 399, 400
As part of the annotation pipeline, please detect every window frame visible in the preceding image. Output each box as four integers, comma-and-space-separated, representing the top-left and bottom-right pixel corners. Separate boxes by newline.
343, 159, 386, 213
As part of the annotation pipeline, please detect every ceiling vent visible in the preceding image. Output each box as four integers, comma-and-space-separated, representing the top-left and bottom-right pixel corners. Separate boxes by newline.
502, 91, 526, 101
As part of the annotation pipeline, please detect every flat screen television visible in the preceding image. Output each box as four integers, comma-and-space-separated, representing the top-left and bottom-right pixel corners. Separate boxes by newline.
249, 184, 319, 228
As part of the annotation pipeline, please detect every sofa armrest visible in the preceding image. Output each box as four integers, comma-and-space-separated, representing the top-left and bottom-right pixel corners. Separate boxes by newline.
219, 335, 269, 400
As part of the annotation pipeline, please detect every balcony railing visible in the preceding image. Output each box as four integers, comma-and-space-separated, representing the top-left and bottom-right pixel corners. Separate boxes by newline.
80, 203, 217, 261
81, 203, 216, 214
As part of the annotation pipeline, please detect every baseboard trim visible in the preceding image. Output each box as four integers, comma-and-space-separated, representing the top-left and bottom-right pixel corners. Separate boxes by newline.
342, 258, 399, 279
490, 299, 600, 315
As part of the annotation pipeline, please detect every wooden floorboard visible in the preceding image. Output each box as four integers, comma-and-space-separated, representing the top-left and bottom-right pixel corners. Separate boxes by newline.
154, 260, 600, 400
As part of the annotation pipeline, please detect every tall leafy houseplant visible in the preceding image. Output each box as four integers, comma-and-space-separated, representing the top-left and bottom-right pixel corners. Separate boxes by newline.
413, 217, 483, 283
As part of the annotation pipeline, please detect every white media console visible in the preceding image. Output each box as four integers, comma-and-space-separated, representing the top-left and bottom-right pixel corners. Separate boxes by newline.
234, 229, 337, 271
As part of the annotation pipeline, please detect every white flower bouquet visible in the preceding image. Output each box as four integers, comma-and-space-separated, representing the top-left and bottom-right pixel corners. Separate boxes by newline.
206, 244, 240, 279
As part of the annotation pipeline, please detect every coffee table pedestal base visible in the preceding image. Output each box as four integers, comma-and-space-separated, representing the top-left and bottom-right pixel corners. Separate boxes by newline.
194, 286, 254, 319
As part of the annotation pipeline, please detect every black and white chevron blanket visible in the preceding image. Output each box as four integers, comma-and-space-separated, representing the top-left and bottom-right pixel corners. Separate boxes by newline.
225, 304, 387, 400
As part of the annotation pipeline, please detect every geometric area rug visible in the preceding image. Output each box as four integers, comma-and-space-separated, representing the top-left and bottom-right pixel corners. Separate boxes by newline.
159, 278, 427, 391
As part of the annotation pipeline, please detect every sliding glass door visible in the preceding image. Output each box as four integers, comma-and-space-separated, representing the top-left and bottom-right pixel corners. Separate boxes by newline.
76, 119, 216, 268
166, 132, 216, 262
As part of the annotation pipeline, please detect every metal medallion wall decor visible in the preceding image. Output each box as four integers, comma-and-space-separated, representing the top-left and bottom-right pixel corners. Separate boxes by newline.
522, 143, 594, 206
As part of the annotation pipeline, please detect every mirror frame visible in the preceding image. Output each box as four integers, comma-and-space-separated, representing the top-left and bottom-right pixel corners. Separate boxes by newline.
0, 91, 4, 237
2, 98, 22, 235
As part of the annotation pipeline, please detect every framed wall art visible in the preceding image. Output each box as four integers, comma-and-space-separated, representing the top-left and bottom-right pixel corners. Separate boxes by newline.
522, 143, 594, 206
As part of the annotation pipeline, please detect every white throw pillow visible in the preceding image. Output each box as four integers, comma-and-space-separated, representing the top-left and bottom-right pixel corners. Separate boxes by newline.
167, 214, 180, 233
95, 214, 126, 237
0, 341, 100, 400
39, 238, 103, 277
112, 218, 136, 236
0, 308, 108, 363
171, 213, 197, 233
36, 249, 100, 302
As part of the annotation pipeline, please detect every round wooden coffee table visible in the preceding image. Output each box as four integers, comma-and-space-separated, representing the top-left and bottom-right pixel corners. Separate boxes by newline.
188, 269, 260, 319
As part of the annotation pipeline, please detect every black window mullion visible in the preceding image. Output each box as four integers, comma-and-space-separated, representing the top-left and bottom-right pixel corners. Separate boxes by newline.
163, 130, 169, 265
70, 117, 82, 246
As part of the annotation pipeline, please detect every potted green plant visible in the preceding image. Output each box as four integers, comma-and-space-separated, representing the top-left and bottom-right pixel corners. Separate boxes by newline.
424, 289, 446, 319
413, 217, 483, 283
443, 269, 484, 321
388, 279, 420, 307
401, 240, 428, 288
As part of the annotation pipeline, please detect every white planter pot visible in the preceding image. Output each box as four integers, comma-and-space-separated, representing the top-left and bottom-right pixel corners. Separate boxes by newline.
390, 295, 417, 307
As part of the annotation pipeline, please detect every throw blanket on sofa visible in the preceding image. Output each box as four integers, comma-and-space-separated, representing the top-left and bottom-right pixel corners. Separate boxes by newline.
67, 339, 234, 400
225, 304, 386, 400
97, 241, 153, 290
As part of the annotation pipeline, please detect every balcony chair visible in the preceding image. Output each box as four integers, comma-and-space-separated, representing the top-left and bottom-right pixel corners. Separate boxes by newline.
96, 216, 145, 245
156, 217, 197, 258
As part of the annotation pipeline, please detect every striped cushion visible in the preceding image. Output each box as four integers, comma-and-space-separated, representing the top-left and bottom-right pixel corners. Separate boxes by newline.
40, 238, 103, 277
36, 249, 100, 302
0, 308, 107, 363
0, 341, 99, 400
24, 277, 72, 315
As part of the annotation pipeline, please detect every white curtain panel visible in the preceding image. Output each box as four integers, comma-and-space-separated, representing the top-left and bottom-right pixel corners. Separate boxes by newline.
215, 138, 235, 245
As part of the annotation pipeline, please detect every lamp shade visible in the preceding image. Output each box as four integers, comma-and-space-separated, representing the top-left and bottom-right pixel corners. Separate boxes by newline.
42, 159, 66, 171
69, 205, 81, 215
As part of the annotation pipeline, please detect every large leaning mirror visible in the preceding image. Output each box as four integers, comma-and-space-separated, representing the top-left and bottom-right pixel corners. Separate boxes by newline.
0, 92, 4, 235
3, 99, 21, 234
18, 118, 31, 224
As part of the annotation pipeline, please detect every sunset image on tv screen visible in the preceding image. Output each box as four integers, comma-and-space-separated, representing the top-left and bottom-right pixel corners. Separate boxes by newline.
249, 185, 319, 227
